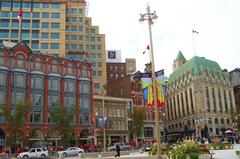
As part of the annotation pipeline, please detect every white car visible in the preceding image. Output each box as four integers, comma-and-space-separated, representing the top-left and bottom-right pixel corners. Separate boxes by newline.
17, 148, 49, 159
57, 147, 84, 157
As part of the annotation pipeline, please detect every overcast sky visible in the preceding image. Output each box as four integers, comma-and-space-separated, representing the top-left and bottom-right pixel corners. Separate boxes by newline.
88, 0, 240, 77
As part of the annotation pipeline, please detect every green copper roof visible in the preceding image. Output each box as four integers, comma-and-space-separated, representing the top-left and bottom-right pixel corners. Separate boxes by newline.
175, 50, 186, 61
169, 56, 222, 82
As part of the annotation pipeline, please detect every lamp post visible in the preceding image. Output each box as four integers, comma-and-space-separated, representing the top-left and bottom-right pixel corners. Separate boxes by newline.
139, 4, 162, 159
100, 85, 106, 152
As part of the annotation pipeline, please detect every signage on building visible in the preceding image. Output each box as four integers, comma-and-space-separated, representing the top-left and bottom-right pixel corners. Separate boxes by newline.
108, 51, 116, 59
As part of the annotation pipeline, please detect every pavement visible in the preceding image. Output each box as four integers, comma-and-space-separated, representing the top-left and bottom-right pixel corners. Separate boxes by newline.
6, 145, 240, 159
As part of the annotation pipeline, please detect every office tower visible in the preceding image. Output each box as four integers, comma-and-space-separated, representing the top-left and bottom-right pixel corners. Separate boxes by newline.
0, 0, 106, 92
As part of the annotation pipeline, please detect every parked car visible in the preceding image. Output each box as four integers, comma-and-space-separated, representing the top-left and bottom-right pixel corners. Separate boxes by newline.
57, 147, 84, 157
107, 143, 130, 151
17, 148, 49, 159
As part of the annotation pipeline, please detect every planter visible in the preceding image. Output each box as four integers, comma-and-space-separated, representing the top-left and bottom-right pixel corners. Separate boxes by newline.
168, 154, 209, 159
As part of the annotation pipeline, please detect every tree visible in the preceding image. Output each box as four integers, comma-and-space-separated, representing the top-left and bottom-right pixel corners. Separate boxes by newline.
0, 101, 28, 149
48, 106, 75, 147
133, 107, 146, 139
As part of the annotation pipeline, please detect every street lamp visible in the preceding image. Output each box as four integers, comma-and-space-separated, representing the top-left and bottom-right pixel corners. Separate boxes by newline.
139, 4, 162, 159
99, 85, 106, 152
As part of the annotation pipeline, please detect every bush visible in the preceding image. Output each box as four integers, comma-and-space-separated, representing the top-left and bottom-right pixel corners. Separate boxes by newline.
189, 152, 200, 159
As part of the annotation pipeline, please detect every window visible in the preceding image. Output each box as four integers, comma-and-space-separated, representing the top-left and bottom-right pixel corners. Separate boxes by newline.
41, 43, 48, 49
31, 94, 43, 106
32, 13, 40, 18
23, 12, 30, 18
97, 37, 101, 42
79, 35, 83, 41
79, 17, 83, 23
0, 12, 10, 18
16, 54, 25, 68
51, 23, 60, 29
80, 82, 90, 94
94, 83, 100, 89
31, 76, 44, 89
71, 35, 77, 41
12, 92, 25, 105
13, 2, 20, 8
51, 33, 60, 39
79, 26, 83, 32
50, 43, 59, 50
32, 21, 39, 28
41, 22, 49, 29
2, 2, 11, 8
80, 112, 90, 125
42, 3, 49, 8
13, 74, 26, 88
64, 80, 76, 92
0, 72, 7, 86
22, 2, 31, 9
51, 3, 60, 9
30, 110, 43, 123
0, 91, 6, 104
48, 78, 60, 91
48, 95, 60, 107
71, 26, 77, 31
64, 96, 75, 108
80, 98, 90, 109
41, 33, 49, 39
51, 13, 60, 19
33, 3, 41, 8
32, 32, 39, 39
0, 51, 6, 66
42, 13, 49, 18
31, 42, 39, 49
71, 17, 77, 23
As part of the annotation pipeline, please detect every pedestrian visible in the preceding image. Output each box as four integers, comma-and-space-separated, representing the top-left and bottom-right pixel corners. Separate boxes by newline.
114, 143, 120, 157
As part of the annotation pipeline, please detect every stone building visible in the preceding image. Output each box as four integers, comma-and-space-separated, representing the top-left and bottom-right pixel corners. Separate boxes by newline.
229, 68, 240, 112
93, 95, 132, 145
165, 51, 236, 140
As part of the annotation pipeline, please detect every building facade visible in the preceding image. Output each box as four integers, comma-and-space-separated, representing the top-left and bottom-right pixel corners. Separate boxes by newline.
94, 95, 132, 145
0, 0, 106, 92
229, 68, 240, 112
125, 58, 136, 75
106, 62, 126, 83
0, 41, 93, 148
166, 52, 236, 140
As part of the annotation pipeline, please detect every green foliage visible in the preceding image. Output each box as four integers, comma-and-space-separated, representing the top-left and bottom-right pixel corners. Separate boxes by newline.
0, 102, 28, 148
189, 152, 200, 159
169, 140, 200, 159
49, 106, 76, 147
133, 107, 146, 138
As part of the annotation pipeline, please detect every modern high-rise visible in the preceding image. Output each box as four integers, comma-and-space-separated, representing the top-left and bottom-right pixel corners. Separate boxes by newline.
0, 0, 106, 92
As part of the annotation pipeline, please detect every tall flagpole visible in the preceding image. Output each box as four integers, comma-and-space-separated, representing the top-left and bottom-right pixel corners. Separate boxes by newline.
19, 0, 23, 42
192, 30, 196, 56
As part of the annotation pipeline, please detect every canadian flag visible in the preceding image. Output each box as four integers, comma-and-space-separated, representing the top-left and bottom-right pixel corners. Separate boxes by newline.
143, 45, 150, 54
18, 11, 23, 23
192, 30, 199, 34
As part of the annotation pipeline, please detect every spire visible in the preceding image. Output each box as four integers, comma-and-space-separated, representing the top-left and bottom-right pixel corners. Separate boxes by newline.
175, 50, 186, 61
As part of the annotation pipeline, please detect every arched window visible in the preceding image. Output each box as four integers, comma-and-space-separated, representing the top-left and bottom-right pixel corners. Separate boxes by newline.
215, 118, 218, 124
66, 62, 74, 75
16, 54, 25, 69
34, 57, 42, 71
50, 60, 59, 73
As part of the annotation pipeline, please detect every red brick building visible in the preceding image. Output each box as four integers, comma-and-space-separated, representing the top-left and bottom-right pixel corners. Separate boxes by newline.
0, 41, 94, 148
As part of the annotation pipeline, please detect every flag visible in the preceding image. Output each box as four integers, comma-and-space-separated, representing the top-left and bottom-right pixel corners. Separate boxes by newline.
143, 45, 150, 54
192, 30, 199, 34
18, 11, 23, 23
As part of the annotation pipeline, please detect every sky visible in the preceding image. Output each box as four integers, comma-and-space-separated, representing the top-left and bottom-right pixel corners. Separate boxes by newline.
88, 0, 240, 77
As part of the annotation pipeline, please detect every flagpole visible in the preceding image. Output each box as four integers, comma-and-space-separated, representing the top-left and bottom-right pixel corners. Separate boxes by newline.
192, 31, 196, 56
19, 0, 23, 42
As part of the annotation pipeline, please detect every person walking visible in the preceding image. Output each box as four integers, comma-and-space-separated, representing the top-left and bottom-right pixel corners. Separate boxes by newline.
114, 143, 120, 157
